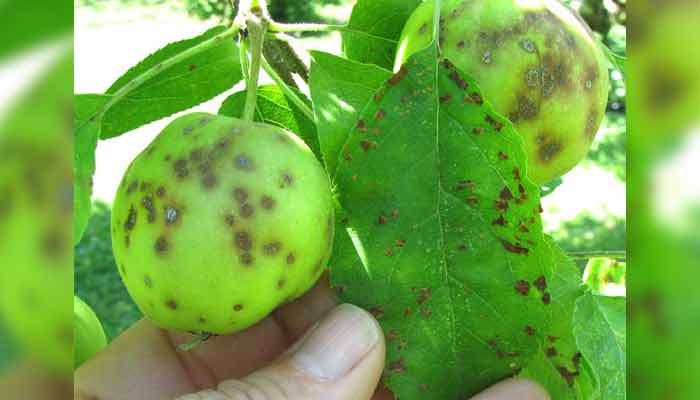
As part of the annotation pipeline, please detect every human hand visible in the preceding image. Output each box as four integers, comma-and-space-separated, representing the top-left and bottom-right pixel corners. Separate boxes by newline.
75, 276, 548, 400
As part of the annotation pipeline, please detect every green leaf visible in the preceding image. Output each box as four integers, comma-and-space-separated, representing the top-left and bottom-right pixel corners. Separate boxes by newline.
74, 94, 109, 245
218, 84, 321, 160
573, 292, 626, 400
100, 26, 242, 139
309, 51, 392, 174
328, 43, 591, 398
0, 0, 72, 61
519, 240, 596, 399
342, 0, 423, 69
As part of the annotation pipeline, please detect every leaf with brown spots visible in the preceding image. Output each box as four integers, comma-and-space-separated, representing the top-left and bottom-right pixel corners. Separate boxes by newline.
327, 44, 592, 399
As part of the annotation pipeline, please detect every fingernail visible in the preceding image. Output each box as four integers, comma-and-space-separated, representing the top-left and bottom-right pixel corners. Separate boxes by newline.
290, 303, 380, 381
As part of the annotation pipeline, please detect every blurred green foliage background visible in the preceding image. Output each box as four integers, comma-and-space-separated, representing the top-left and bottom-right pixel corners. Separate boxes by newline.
73, 0, 626, 341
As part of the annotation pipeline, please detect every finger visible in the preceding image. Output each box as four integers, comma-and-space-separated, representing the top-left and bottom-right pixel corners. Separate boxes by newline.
177, 304, 386, 400
470, 378, 549, 400
75, 276, 337, 400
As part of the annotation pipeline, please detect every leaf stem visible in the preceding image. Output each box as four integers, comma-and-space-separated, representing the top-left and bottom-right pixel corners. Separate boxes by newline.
242, 18, 267, 122
260, 56, 314, 121
567, 250, 626, 261
268, 21, 346, 33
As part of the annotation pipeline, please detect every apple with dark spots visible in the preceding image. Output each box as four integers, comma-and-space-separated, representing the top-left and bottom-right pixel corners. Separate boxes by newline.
111, 113, 334, 335
396, 0, 609, 185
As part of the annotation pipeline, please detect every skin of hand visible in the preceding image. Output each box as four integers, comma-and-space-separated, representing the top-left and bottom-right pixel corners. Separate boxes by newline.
74, 275, 549, 400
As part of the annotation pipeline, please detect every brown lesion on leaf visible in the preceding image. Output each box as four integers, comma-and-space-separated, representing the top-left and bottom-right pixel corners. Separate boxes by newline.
360, 140, 377, 152
534, 276, 547, 292
514, 280, 531, 296
524, 325, 536, 336
414, 287, 431, 305
464, 92, 483, 105
546, 347, 559, 357
369, 305, 384, 319
455, 180, 476, 192
492, 215, 507, 226
374, 109, 387, 121
542, 292, 552, 305
388, 66, 408, 86
502, 240, 529, 255
485, 114, 504, 131
389, 356, 406, 373
439, 93, 453, 103
356, 119, 368, 133
557, 365, 580, 387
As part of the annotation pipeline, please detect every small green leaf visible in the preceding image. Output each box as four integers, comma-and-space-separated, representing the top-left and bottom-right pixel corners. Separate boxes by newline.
573, 292, 626, 400
100, 26, 242, 139
74, 94, 110, 245
342, 0, 423, 69
218, 84, 321, 160
309, 51, 392, 174
328, 42, 591, 398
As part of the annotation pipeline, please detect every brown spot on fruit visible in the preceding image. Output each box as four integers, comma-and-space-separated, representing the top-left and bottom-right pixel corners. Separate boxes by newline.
239, 253, 254, 266
166, 299, 178, 310
173, 159, 189, 179
509, 95, 539, 122
234, 154, 254, 171
235, 231, 252, 251
156, 186, 166, 197
280, 173, 294, 188
144, 275, 153, 288
202, 174, 218, 190
233, 187, 248, 203
286, 252, 296, 265
127, 181, 138, 194
225, 213, 236, 226
240, 204, 254, 218
585, 110, 600, 140
263, 242, 282, 256
164, 206, 178, 225
536, 134, 563, 163
260, 196, 275, 210
514, 280, 531, 296
125, 206, 137, 231
190, 148, 204, 161
155, 236, 169, 255
277, 279, 286, 289
233, 304, 243, 312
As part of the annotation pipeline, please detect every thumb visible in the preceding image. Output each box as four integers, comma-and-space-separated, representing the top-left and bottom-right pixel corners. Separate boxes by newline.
176, 304, 386, 400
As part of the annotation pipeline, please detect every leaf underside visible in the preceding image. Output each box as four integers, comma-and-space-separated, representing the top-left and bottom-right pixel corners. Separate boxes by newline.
321, 44, 593, 398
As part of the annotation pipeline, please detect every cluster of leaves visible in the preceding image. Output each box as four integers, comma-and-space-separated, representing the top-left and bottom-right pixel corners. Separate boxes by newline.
74, 0, 626, 398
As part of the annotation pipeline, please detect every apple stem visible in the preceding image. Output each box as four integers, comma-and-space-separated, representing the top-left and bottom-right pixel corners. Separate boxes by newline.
242, 16, 268, 122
